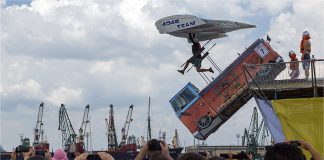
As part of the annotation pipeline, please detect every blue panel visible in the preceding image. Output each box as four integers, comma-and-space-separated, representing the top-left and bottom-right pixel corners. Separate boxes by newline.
169, 83, 200, 117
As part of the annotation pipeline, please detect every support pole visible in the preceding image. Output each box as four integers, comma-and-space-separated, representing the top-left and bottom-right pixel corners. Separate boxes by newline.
311, 56, 318, 97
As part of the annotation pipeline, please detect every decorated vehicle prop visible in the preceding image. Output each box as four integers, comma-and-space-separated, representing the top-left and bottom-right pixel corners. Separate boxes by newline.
169, 39, 285, 140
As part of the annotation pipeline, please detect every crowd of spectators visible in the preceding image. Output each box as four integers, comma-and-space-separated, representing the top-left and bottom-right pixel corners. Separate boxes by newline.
10, 139, 322, 160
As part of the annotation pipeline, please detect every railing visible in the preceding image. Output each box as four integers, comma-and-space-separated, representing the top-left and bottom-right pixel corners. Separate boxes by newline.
243, 59, 324, 98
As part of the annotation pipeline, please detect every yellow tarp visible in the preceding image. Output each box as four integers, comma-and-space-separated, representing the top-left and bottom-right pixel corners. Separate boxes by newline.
272, 97, 324, 159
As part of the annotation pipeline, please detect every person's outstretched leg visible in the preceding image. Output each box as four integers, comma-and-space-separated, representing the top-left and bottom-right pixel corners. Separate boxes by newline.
196, 67, 214, 73
178, 60, 190, 74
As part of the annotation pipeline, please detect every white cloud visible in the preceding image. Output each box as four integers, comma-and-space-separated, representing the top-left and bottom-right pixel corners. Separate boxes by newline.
46, 86, 83, 107
249, 0, 294, 15
119, 0, 149, 30
11, 80, 43, 98
0, 0, 5, 8
267, 0, 324, 59
89, 61, 114, 74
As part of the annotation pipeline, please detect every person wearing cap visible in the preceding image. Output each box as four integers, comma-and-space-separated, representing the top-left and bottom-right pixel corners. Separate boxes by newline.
52, 149, 68, 160
74, 152, 115, 160
300, 31, 311, 80
177, 33, 214, 75
288, 51, 300, 79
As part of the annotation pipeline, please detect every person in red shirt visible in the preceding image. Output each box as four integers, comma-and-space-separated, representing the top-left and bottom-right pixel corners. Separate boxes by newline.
288, 51, 300, 79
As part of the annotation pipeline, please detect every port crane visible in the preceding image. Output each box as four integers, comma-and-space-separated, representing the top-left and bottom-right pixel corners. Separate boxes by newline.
241, 107, 269, 159
77, 104, 90, 151
34, 102, 44, 145
33, 102, 49, 151
58, 104, 77, 151
119, 105, 134, 150
106, 104, 118, 150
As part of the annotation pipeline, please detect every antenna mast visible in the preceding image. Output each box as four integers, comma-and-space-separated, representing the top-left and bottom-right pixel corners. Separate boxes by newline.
147, 97, 151, 142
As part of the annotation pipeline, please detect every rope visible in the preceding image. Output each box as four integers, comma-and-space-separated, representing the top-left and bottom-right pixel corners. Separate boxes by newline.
202, 72, 211, 83
202, 39, 212, 48
199, 72, 209, 84
207, 55, 222, 73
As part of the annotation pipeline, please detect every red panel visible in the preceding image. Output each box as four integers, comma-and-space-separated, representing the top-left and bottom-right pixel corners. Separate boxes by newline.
179, 99, 212, 133
202, 42, 280, 113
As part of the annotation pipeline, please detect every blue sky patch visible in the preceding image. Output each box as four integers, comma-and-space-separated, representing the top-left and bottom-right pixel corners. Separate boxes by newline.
5, 0, 32, 6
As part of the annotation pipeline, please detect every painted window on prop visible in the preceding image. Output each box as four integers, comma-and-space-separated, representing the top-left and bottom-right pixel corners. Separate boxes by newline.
171, 88, 197, 112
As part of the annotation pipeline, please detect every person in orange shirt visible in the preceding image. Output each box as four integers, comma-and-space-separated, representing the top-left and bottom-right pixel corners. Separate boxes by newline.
300, 31, 311, 80
288, 51, 300, 79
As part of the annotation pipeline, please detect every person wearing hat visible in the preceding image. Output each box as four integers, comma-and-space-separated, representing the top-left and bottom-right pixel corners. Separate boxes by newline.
288, 50, 300, 79
300, 31, 311, 80
52, 149, 68, 160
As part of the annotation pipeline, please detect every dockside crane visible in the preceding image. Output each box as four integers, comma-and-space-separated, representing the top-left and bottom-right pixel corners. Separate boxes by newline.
34, 102, 44, 145
77, 104, 90, 151
119, 105, 134, 147
58, 104, 77, 151
33, 102, 49, 151
106, 104, 118, 150
241, 107, 269, 159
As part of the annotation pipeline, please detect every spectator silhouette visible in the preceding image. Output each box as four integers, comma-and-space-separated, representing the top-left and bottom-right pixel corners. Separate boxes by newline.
265, 140, 322, 160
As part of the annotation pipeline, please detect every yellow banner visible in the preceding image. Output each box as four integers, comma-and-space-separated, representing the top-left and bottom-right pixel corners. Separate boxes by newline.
272, 97, 324, 158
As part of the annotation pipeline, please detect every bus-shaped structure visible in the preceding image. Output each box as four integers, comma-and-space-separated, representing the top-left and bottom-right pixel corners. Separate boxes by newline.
169, 39, 285, 140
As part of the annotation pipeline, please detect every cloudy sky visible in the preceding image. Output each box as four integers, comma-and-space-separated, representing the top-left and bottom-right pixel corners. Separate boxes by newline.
1, 0, 323, 151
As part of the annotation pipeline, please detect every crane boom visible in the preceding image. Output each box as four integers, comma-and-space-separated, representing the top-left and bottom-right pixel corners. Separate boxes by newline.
78, 104, 90, 143
34, 102, 44, 144
120, 105, 134, 146
58, 104, 77, 150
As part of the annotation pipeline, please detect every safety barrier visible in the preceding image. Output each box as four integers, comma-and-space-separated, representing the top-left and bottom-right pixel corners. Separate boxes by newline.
243, 59, 324, 99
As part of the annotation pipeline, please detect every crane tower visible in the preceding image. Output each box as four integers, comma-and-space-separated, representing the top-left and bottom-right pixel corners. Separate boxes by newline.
106, 104, 118, 150
241, 107, 269, 159
58, 104, 77, 151
120, 105, 134, 146
33, 102, 49, 151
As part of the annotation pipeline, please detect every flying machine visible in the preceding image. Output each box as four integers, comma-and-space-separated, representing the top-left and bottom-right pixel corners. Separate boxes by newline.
155, 14, 256, 42
155, 15, 284, 140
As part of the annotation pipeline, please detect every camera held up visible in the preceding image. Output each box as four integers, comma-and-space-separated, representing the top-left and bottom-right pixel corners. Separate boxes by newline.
148, 139, 163, 151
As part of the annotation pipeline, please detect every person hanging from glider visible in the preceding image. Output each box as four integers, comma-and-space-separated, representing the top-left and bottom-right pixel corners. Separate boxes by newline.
155, 14, 256, 75
177, 33, 214, 75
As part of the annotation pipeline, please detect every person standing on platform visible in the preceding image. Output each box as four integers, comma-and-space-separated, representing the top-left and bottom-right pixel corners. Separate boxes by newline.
300, 31, 311, 80
288, 50, 300, 79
